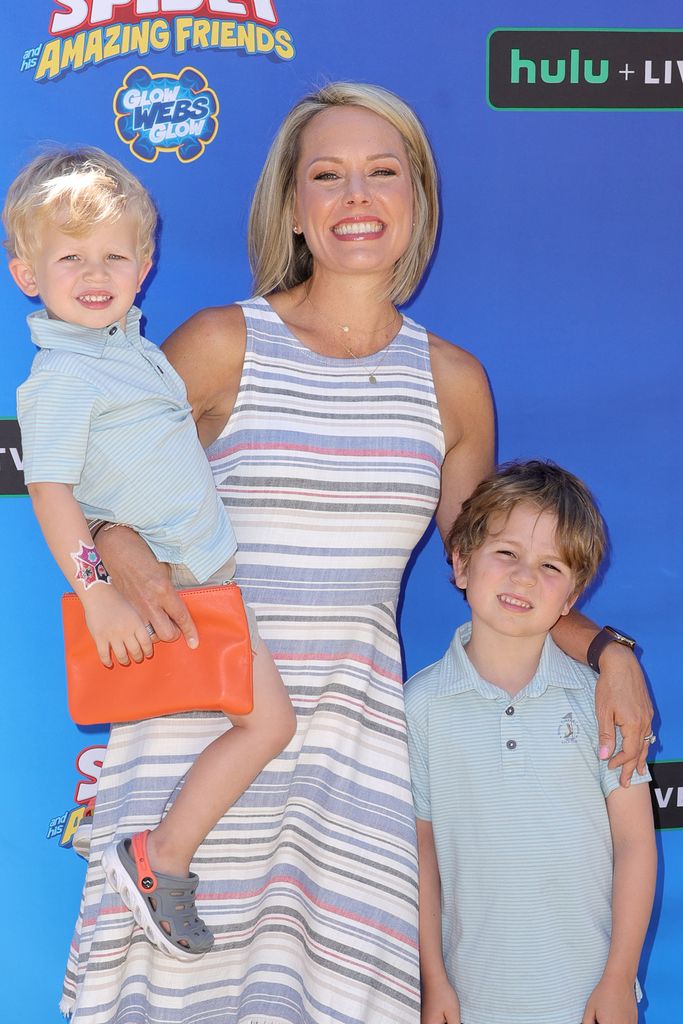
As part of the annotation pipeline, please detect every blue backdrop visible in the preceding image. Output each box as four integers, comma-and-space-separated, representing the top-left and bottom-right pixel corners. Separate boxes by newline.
1, 2, 680, 1020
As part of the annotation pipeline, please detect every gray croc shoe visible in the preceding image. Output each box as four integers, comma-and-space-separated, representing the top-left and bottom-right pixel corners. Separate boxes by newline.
102, 830, 214, 961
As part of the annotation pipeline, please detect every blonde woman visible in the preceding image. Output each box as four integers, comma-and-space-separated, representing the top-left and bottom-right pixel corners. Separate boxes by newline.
63, 82, 652, 1024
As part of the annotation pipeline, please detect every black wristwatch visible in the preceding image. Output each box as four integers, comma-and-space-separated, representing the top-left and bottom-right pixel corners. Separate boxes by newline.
587, 625, 637, 673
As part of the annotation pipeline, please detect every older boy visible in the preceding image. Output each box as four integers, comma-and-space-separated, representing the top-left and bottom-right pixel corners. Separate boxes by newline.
4, 148, 294, 960
405, 461, 656, 1024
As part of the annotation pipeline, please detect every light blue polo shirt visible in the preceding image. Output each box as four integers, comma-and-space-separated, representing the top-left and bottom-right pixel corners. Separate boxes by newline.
17, 307, 236, 583
405, 623, 649, 1024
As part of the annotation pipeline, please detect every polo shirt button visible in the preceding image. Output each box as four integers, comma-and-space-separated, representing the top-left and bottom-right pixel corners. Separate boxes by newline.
506, 739, 517, 750
505, 705, 515, 716
108, 327, 117, 336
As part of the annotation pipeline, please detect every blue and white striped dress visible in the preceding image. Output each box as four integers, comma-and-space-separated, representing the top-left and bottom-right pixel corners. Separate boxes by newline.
62, 296, 444, 1024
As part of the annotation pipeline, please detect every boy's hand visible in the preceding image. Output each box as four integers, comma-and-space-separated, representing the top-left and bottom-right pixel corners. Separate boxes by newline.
421, 976, 461, 1024
582, 972, 637, 1024
84, 586, 154, 667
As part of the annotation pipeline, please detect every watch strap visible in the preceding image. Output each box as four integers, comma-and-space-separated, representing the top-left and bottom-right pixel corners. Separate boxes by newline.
587, 626, 636, 673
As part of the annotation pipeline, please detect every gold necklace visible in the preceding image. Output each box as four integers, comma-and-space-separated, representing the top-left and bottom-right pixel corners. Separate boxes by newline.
336, 334, 395, 384
304, 287, 399, 384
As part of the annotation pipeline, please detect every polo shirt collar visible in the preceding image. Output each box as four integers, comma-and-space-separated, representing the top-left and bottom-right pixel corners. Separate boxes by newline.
27, 305, 142, 357
437, 621, 586, 700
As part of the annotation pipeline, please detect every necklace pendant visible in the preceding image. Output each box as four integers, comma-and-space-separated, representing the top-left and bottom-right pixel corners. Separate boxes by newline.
369, 374, 377, 384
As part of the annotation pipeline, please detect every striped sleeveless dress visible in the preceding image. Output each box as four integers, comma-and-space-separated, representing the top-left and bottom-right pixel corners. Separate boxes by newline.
62, 296, 444, 1024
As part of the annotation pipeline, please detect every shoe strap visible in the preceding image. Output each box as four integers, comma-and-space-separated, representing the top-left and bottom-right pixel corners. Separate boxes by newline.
131, 830, 158, 894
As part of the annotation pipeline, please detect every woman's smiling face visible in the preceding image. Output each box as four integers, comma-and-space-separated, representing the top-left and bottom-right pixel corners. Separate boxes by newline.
293, 105, 414, 283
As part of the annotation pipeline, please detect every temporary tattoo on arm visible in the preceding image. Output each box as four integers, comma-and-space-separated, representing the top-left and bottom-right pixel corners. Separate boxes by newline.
71, 541, 111, 590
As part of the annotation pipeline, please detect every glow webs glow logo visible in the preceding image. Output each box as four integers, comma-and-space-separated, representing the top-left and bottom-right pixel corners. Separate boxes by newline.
20, 1, 295, 82
115, 66, 218, 162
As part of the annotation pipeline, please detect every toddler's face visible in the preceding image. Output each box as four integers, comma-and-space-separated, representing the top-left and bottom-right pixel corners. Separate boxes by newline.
452, 503, 578, 642
10, 211, 150, 331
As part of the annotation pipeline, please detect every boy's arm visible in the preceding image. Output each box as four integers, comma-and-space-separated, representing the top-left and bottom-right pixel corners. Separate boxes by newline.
29, 481, 153, 667
581, 783, 657, 1024
416, 818, 462, 1024
551, 609, 653, 786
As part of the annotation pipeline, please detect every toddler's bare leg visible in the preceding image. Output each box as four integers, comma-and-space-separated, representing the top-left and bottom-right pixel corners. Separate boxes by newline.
146, 641, 295, 878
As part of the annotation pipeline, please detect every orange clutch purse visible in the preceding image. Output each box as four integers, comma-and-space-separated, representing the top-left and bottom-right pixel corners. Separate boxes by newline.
61, 584, 254, 725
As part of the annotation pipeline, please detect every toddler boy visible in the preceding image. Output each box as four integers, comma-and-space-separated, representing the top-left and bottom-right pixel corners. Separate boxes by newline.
4, 148, 295, 960
405, 460, 656, 1024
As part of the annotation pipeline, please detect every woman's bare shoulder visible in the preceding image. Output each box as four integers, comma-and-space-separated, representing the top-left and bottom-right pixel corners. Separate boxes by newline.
163, 303, 246, 362
426, 329, 494, 456
162, 304, 247, 434
427, 330, 488, 386
425, 331, 495, 536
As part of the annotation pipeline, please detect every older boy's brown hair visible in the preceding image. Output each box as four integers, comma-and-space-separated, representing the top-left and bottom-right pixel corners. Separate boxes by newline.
446, 460, 606, 594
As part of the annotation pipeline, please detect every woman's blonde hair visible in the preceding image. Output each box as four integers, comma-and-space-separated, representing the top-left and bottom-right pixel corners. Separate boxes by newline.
3, 147, 157, 264
248, 82, 439, 304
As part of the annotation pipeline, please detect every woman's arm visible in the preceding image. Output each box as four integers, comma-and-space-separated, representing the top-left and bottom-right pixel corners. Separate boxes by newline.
94, 525, 199, 646
552, 612, 654, 785
416, 818, 462, 1024
581, 783, 656, 1024
162, 304, 247, 446
428, 334, 495, 540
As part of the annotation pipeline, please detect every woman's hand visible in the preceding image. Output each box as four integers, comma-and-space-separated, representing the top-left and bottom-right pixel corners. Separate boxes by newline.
596, 643, 654, 786
96, 526, 199, 647
552, 610, 654, 786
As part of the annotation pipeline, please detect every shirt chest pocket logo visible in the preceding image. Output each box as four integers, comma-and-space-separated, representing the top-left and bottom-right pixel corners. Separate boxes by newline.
558, 712, 579, 743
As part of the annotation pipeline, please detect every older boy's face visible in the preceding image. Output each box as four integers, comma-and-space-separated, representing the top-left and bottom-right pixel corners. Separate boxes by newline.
9, 212, 150, 331
452, 503, 578, 641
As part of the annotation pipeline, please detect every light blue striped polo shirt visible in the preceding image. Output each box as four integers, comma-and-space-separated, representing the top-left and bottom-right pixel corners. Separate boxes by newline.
405, 623, 649, 1024
17, 306, 236, 582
